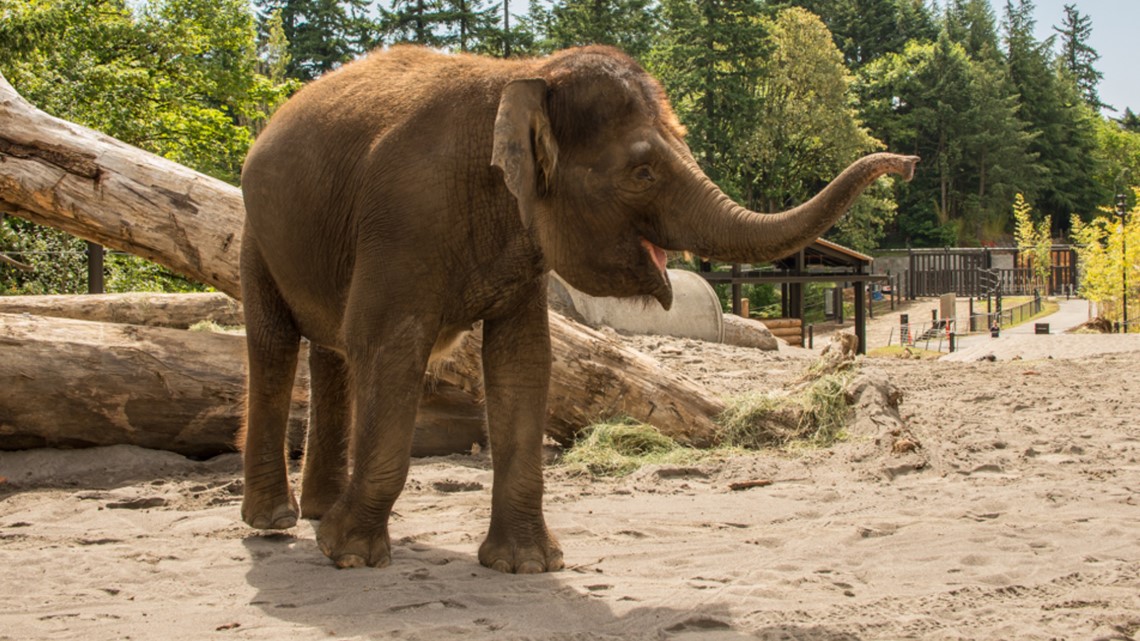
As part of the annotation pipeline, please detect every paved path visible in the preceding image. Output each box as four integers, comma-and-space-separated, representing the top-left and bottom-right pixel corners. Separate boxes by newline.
998, 297, 1090, 335
950, 297, 1090, 354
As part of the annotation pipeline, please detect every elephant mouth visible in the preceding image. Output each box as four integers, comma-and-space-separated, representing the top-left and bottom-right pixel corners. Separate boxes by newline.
640, 238, 673, 311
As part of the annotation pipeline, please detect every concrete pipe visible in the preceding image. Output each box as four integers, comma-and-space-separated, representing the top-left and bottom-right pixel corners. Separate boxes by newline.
548, 269, 724, 343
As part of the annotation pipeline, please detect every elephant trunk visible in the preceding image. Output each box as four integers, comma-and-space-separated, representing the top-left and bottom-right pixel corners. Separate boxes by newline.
658, 152, 919, 264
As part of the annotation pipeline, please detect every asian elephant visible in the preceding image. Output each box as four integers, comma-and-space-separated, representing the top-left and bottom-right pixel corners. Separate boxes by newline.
238, 45, 918, 573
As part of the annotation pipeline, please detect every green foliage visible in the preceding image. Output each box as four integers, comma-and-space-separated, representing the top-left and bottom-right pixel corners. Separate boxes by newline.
781, 0, 937, 70
856, 33, 1034, 246
944, 0, 1000, 61
0, 0, 295, 294
646, 0, 769, 201
1053, 2, 1104, 110
256, 0, 372, 79
0, 218, 87, 295
527, 0, 660, 59
743, 8, 882, 211
1003, 0, 1101, 234
1092, 119, 1140, 212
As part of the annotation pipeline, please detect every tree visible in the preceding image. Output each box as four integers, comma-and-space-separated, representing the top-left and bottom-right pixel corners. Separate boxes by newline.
647, 0, 768, 201
1091, 119, 1140, 214
740, 7, 886, 237
944, 0, 1001, 61
0, 0, 293, 293
1053, 3, 1105, 111
1003, 0, 1101, 234
437, 0, 501, 52
382, 0, 450, 47
527, 0, 660, 59
475, 1, 537, 57
1119, 108, 1140, 134
255, 0, 372, 80
1012, 193, 1051, 292
1070, 192, 1140, 324
781, 0, 937, 70
855, 32, 1034, 246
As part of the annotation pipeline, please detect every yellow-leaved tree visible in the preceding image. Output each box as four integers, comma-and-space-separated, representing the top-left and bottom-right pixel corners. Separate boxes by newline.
1012, 194, 1052, 294
1070, 188, 1140, 325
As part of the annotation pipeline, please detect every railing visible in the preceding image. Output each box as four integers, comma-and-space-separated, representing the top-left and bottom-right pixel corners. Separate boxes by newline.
887, 296, 1046, 353
966, 297, 1043, 332
887, 319, 959, 352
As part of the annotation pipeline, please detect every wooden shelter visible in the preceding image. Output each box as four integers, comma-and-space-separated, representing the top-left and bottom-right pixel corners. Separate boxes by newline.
697, 239, 887, 354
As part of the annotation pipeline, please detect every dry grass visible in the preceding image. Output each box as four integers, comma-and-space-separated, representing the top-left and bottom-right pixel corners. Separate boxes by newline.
557, 418, 707, 476
560, 368, 857, 477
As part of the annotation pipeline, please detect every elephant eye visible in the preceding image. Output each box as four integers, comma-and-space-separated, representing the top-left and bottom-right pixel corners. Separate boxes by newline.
633, 165, 656, 183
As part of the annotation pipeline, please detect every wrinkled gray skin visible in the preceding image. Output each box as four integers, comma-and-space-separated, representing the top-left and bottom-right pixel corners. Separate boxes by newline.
239, 45, 918, 573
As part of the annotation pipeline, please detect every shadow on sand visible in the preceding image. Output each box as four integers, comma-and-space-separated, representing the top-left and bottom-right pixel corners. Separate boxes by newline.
241, 530, 862, 641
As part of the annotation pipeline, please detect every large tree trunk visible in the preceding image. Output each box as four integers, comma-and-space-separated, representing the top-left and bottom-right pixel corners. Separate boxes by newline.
0, 292, 243, 328
0, 312, 487, 458
0, 72, 726, 448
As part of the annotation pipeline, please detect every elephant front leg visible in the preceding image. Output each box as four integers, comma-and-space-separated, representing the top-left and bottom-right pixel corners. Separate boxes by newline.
316, 325, 434, 569
479, 294, 564, 574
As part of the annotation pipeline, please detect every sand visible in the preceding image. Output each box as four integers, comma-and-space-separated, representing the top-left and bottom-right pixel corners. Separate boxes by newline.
2, 320, 1139, 641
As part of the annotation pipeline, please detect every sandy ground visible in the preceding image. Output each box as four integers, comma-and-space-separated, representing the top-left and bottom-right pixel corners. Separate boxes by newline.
2, 307, 1140, 641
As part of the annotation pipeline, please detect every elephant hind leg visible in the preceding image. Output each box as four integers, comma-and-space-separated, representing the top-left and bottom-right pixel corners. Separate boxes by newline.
239, 238, 302, 530
300, 345, 350, 520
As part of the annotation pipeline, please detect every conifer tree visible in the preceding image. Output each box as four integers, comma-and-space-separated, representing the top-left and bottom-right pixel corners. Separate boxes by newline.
255, 0, 371, 80
944, 0, 1000, 61
782, 0, 936, 70
528, 0, 660, 59
647, 0, 768, 200
1053, 3, 1105, 111
1003, 0, 1100, 232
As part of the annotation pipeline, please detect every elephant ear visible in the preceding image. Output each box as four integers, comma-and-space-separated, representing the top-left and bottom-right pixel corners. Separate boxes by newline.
492, 78, 558, 230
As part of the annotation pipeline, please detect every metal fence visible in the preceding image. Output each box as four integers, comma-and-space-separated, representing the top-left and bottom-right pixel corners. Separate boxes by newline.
888, 296, 1045, 353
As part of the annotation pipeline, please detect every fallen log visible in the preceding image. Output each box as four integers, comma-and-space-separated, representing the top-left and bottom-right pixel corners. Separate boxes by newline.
0, 72, 727, 448
0, 80, 243, 293
0, 312, 486, 458
759, 318, 803, 330
0, 292, 242, 329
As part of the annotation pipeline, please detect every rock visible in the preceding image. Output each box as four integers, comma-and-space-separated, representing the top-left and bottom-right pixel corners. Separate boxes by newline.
721, 314, 778, 351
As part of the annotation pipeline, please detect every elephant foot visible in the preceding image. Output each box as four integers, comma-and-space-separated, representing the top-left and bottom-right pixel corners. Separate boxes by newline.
241, 491, 299, 530
478, 526, 564, 574
316, 500, 392, 568
299, 483, 343, 520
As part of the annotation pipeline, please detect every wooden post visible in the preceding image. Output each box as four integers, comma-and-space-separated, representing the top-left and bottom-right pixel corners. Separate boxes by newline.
730, 263, 742, 316
86, 242, 104, 294
854, 278, 866, 354
907, 248, 914, 300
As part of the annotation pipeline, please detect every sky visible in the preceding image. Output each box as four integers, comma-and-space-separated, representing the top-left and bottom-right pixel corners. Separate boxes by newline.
988, 0, 1138, 115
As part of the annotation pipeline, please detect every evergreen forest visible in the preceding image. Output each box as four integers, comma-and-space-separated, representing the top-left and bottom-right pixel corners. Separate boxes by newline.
2, 0, 1139, 294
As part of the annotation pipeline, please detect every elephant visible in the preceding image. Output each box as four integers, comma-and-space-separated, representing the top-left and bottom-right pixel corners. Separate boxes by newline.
238, 44, 918, 573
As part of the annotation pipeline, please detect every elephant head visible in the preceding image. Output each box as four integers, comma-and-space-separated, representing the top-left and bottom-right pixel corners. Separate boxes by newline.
492, 47, 918, 310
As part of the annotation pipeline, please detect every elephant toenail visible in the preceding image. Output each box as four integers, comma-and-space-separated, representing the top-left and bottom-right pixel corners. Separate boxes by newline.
490, 560, 512, 573
272, 515, 297, 529
336, 554, 367, 569
517, 560, 544, 574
